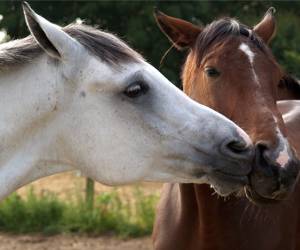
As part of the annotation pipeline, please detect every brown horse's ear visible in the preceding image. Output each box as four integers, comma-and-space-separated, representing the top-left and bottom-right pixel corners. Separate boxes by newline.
253, 7, 276, 44
154, 9, 202, 50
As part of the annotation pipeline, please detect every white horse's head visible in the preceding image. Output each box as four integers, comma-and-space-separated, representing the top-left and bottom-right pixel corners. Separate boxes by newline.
0, 3, 254, 199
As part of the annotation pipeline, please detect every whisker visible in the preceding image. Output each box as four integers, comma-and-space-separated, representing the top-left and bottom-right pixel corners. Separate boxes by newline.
159, 43, 175, 68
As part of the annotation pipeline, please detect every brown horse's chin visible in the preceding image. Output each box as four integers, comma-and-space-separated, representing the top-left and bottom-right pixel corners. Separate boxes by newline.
245, 159, 299, 205
244, 186, 281, 205
247, 168, 281, 201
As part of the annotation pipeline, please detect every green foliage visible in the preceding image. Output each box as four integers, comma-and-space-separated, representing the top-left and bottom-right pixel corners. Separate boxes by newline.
0, 189, 65, 234
0, 188, 158, 237
283, 51, 300, 76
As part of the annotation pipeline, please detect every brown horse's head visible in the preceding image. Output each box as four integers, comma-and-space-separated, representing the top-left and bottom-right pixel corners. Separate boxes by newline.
154, 8, 300, 203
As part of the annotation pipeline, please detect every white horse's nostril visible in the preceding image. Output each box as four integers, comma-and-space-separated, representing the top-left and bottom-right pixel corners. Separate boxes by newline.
226, 140, 249, 154
221, 138, 253, 161
236, 127, 252, 147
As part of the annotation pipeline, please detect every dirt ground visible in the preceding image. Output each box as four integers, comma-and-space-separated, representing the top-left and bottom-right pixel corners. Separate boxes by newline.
7, 172, 161, 250
0, 234, 153, 250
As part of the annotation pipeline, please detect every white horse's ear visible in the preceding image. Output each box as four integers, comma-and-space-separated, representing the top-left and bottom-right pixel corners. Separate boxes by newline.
22, 2, 80, 60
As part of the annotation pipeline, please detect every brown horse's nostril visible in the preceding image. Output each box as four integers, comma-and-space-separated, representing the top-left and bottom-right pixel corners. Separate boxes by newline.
255, 141, 278, 177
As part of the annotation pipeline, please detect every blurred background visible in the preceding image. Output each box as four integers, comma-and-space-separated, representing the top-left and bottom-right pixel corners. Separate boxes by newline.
0, 1, 299, 249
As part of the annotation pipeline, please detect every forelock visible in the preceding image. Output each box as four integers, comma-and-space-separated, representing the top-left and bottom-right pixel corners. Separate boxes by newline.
193, 18, 268, 65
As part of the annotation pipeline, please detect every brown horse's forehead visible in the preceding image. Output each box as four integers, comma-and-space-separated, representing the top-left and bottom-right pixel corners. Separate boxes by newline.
199, 37, 281, 78
202, 39, 253, 64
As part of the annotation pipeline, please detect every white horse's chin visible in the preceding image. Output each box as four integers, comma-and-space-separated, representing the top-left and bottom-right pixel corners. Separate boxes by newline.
211, 184, 241, 197
206, 175, 247, 197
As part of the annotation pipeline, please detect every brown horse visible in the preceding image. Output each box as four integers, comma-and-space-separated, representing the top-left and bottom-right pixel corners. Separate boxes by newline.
153, 8, 300, 250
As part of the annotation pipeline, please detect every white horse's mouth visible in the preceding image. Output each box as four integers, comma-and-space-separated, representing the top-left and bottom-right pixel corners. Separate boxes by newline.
208, 170, 249, 196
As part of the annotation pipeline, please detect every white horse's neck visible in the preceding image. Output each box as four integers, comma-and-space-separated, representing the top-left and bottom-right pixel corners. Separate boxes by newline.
0, 56, 73, 199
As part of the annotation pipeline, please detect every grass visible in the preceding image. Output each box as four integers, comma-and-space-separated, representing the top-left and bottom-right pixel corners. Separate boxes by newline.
0, 187, 159, 237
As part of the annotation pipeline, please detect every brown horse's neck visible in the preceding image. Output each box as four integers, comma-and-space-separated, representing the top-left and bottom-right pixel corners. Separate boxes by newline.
178, 183, 272, 250
192, 184, 222, 225
175, 183, 300, 250
174, 184, 222, 249
193, 185, 224, 244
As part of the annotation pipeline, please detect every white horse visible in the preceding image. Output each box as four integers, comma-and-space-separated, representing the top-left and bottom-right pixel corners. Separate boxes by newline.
0, 3, 254, 200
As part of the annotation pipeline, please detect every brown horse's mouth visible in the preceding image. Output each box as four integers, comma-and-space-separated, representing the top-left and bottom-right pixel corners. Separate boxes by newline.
244, 186, 282, 205
245, 149, 300, 205
213, 170, 290, 204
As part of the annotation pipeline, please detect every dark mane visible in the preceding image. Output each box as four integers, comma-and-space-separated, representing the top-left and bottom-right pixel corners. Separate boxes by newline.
194, 18, 269, 65
0, 23, 142, 70
279, 74, 300, 99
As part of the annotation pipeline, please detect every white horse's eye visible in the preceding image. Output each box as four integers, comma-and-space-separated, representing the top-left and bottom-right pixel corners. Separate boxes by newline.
124, 82, 149, 98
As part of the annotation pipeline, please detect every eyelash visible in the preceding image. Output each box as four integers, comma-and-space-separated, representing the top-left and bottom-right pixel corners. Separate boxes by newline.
205, 67, 221, 77
123, 81, 149, 98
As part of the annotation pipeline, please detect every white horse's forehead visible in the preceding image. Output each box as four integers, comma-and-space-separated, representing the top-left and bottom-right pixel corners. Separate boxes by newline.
83, 57, 167, 89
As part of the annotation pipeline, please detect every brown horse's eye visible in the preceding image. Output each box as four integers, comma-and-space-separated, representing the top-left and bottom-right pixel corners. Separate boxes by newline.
205, 67, 220, 78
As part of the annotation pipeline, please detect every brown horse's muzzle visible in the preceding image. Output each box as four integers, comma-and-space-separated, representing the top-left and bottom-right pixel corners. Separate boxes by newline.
245, 142, 300, 204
